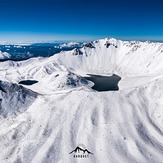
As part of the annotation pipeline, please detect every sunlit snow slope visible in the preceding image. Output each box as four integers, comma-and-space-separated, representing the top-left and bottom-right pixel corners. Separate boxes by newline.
0, 37, 163, 163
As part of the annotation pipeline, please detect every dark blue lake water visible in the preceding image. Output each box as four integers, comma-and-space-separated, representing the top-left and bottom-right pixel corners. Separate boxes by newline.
85, 74, 121, 92
19, 80, 38, 85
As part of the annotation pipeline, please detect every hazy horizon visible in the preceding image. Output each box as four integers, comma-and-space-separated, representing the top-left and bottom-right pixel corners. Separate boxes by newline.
1, 34, 163, 44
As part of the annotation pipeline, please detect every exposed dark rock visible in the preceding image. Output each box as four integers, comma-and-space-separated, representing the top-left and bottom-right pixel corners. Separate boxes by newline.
83, 42, 95, 49
105, 42, 118, 48
72, 49, 83, 56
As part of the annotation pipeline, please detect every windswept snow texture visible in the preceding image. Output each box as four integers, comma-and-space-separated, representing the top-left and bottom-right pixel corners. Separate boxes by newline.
0, 81, 37, 118
1, 37, 163, 162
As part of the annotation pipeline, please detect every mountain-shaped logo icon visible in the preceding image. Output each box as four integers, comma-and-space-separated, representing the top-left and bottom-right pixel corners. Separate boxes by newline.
69, 146, 93, 155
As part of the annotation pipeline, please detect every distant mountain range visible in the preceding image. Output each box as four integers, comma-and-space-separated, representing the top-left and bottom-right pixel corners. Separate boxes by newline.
0, 42, 83, 61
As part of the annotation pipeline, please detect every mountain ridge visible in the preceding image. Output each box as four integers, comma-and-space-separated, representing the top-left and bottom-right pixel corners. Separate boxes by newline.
0, 37, 163, 162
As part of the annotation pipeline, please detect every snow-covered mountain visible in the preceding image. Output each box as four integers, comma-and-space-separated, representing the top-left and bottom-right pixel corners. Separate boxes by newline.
0, 51, 11, 60
0, 42, 82, 61
0, 81, 37, 118
1, 37, 163, 162
55, 37, 163, 75
59, 42, 82, 48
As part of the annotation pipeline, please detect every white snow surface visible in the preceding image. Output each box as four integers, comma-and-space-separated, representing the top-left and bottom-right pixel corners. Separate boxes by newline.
0, 51, 11, 60
1, 37, 163, 162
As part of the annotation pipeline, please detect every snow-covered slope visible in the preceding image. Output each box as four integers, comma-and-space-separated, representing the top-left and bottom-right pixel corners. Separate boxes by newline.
54, 37, 163, 75
51, 37, 163, 90
0, 80, 37, 118
1, 37, 163, 162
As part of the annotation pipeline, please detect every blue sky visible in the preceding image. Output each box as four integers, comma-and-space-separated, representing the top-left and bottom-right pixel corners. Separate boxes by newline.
0, 0, 163, 42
